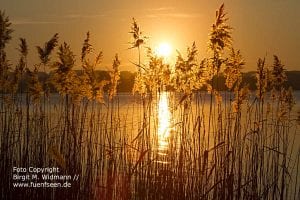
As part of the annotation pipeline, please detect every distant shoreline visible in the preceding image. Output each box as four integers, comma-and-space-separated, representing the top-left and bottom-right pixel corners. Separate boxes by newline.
12, 70, 300, 93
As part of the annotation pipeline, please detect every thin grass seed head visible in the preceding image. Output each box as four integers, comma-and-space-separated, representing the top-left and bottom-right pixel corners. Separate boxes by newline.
11, 39, 29, 93
129, 18, 146, 49
173, 42, 206, 97
224, 48, 245, 90
81, 31, 93, 62
256, 57, 268, 100
0, 10, 13, 50
51, 42, 80, 98
132, 48, 170, 95
109, 54, 121, 100
209, 4, 232, 52
207, 3, 233, 84
36, 33, 59, 65
271, 55, 287, 91
18, 38, 28, 57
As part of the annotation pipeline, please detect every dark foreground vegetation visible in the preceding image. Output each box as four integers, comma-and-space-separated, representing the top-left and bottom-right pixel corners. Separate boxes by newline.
1, 4, 299, 200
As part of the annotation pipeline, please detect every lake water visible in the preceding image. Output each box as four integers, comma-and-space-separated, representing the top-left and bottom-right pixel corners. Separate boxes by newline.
11, 91, 300, 155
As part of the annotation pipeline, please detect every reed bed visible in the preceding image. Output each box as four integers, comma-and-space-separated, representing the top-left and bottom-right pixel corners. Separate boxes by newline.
0, 4, 299, 200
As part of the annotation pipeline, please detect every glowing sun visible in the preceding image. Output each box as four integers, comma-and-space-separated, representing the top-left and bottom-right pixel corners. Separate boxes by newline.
156, 42, 172, 58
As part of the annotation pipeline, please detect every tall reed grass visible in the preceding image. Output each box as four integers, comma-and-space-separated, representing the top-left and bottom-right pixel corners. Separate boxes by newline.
0, 4, 299, 200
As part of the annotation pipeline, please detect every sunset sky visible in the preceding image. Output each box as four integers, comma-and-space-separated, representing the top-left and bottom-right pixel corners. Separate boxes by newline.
2, 0, 300, 71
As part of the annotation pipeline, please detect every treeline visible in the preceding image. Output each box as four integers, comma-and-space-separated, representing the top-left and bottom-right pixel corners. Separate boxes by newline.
15, 70, 135, 93
14, 70, 300, 93
244, 71, 300, 90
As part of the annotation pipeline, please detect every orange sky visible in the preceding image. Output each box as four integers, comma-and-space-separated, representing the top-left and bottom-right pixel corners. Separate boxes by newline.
2, 0, 300, 71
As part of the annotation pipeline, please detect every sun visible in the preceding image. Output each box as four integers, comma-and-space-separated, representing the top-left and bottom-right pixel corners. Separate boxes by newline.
156, 42, 172, 58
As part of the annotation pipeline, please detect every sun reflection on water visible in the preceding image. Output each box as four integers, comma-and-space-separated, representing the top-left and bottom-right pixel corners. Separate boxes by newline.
157, 92, 173, 162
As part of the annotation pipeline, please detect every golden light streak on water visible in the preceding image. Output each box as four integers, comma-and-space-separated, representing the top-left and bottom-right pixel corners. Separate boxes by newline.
157, 92, 172, 160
